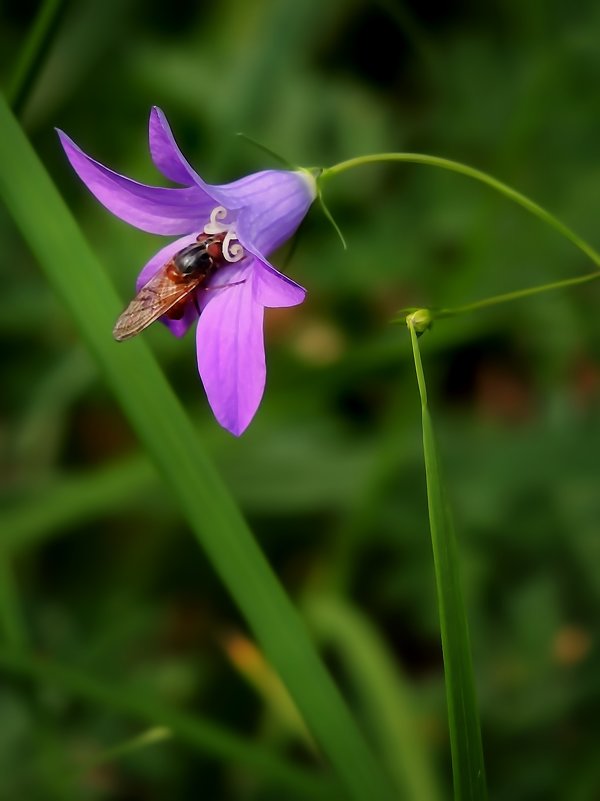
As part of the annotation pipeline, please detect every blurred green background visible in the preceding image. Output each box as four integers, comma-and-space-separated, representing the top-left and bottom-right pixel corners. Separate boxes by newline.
1, 0, 599, 798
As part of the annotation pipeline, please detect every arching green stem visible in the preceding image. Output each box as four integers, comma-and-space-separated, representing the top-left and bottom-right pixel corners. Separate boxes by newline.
436, 271, 600, 319
320, 154, 600, 270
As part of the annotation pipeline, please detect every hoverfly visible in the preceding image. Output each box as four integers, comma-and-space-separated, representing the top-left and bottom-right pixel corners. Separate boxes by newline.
113, 232, 236, 341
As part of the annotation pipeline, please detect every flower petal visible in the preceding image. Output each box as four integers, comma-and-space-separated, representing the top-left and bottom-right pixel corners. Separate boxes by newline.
147, 108, 301, 233
223, 170, 317, 257
252, 252, 306, 308
147, 107, 316, 254
136, 234, 200, 337
57, 129, 212, 235
148, 106, 203, 186
196, 268, 265, 436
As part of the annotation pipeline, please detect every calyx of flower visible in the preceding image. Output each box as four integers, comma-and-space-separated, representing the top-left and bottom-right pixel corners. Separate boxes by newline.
203, 206, 244, 263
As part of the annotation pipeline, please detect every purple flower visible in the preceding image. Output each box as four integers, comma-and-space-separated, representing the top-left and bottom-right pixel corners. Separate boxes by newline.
58, 107, 316, 435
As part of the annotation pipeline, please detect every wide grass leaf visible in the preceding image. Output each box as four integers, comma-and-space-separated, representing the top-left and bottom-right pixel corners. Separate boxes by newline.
0, 93, 395, 801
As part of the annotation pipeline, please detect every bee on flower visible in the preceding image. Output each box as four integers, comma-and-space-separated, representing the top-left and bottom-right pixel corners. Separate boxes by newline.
58, 108, 316, 435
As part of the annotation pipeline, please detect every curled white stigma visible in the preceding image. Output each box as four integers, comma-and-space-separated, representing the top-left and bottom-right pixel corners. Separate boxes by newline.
203, 206, 228, 232
204, 206, 244, 263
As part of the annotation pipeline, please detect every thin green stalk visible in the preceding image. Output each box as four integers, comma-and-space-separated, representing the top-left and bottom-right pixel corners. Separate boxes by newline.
407, 315, 487, 801
8, 0, 68, 116
235, 132, 295, 169
0, 650, 338, 799
435, 270, 600, 319
321, 154, 600, 270
0, 94, 395, 801
73, 726, 172, 771
318, 188, 348, 249
390, 269, 600, 325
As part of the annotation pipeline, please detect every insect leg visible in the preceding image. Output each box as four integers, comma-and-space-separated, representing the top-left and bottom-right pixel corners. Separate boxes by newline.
203, 280, 246, 291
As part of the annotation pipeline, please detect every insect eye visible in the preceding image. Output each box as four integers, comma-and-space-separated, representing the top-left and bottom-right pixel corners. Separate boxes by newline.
187, 252, 213, 272
174, 245, 215, 275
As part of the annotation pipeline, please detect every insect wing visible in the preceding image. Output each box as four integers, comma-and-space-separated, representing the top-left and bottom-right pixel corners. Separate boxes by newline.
113, 268, 199, 341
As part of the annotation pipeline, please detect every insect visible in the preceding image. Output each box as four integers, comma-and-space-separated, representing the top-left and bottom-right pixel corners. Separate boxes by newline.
113, 232, 234, 341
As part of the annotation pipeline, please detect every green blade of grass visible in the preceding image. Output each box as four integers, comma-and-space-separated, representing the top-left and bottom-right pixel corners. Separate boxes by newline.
0, 649, 338, 799
306, 593, 442, 801
0, 94, 395, 801
8, 0, 68, 116
407, 316, 487, 801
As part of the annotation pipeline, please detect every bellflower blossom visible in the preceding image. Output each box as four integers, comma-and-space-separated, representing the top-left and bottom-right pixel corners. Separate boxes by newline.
57, 107, 316, 435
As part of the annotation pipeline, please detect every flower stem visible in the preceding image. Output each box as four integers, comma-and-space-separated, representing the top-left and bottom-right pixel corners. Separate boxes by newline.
436, 270, 600, 318
320, 154, 600, 270
8, 0, 67, 116
407, 314, 487, 801
392, 269, 600, 324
